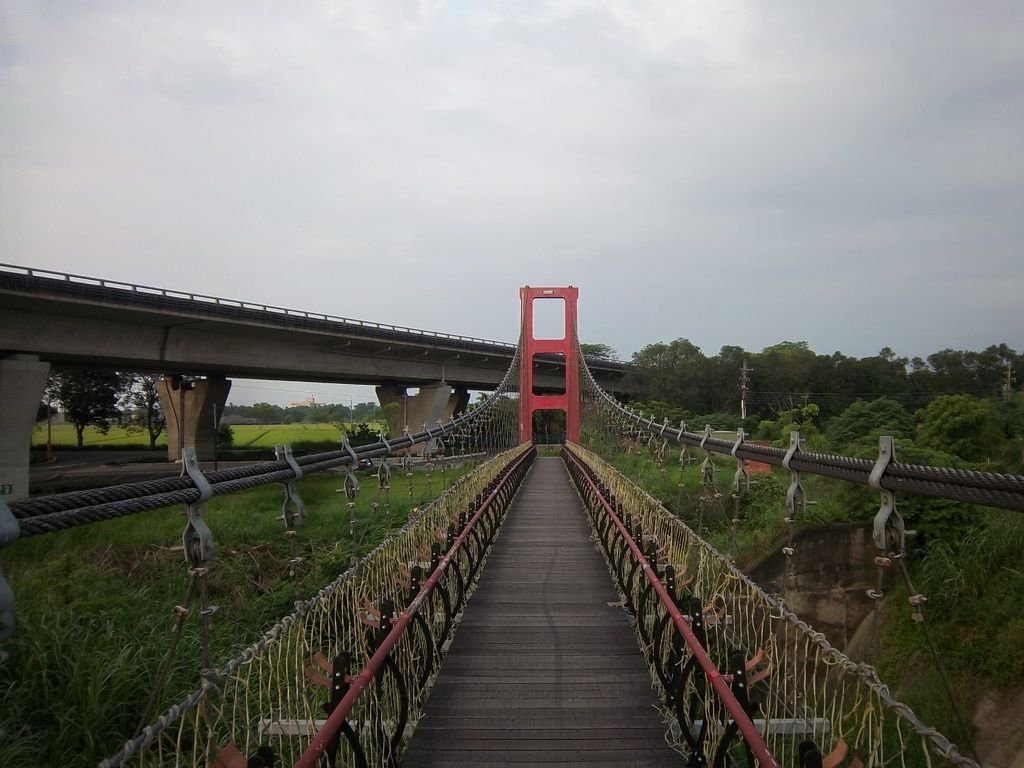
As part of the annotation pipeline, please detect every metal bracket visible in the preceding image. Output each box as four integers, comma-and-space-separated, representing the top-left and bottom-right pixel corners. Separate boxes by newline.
0, 500, 19, 644
274, 444, 306, 526
869, 435, 894, 490
870, 437, 905, 553
677, 420, 687, 442
731, 428, 749, 494
340, 435, 359, 465
379, 430, 391, 455
337, 436, 360, 500
182, 447, 214, 567
377, 460, 392, 488
782, 430, 800, 471
783, 431, 806, 517
700, 425, 715, 485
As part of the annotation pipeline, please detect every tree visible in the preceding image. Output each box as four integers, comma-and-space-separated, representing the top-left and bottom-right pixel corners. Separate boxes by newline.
217, 423, 234, 448
580, 343, 616, 360
304, 409, 328, 430
826, 397, 914, 450
626, 338, 708, 410
754, 401, 825, 449
250, 402, 278, 425
124, 373, 165, 449
51, 369, 126, 448
991, 392, 1024, 469
916, 395, 1003, 462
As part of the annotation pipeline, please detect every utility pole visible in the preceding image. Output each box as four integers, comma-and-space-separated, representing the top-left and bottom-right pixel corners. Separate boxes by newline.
1005, 361, 1016, 401
739, 359, 752, 421
212, 402, 218, 472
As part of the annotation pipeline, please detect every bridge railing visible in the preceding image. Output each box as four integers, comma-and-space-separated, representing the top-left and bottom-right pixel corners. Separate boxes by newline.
564, 443, 779, 768
97, 443, 533, 768
564, 440, 978, 768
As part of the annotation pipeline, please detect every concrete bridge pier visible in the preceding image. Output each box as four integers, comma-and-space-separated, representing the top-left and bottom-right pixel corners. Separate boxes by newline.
0, 354, 50, 501
376, 383, 470, 455
157, 375, 231, 462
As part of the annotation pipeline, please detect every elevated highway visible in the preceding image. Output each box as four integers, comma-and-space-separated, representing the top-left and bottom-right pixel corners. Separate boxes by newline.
0, 265, 627, 391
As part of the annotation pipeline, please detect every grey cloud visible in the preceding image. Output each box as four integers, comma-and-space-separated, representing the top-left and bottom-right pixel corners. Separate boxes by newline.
1, 0, 1021, 398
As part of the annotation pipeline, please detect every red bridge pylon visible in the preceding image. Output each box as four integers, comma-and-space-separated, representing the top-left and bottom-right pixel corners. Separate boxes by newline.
518, 285, 580, 444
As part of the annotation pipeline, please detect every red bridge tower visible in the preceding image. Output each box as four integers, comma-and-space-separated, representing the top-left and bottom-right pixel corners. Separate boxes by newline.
519, 286, 581, 444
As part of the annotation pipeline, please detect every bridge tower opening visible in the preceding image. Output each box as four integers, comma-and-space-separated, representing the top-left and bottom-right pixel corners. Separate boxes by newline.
518, 286, 580, 444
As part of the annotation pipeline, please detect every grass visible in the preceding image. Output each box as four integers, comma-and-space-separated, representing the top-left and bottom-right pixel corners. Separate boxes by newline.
0, 464, 465, 767
229, 423, 386, 449
875, 512, 1024, 750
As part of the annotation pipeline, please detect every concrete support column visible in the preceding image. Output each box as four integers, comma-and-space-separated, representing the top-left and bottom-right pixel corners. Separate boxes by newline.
376, 383, 469, 455
0, 355, 50, 501
157, 375, 231, 462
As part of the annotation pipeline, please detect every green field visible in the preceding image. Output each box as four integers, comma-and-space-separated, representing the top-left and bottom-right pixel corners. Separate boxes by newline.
32, 422, 385, 449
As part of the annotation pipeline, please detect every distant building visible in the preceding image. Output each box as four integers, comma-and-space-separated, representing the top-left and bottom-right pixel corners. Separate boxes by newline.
288, 396, 319, 408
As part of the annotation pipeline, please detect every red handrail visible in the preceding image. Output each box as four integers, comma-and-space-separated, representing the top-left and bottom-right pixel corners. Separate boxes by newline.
564, 447, 780, 768
294, 447, 533, 768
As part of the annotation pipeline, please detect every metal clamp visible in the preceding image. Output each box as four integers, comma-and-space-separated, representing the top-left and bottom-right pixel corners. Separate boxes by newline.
699, 424, 712, 451
377, 460, 392, 488
182, 447, 214, 567
782, 430, 800, 471
700, 425, 715, 486
784, 431, 806, 518
677, 420, 687, 442
0, 500, 19, 644
379, 430, 391, 455
274, 444, 306, 526
869, 435, 894, 490
731, 428, 749, 494
870, 437, 905, 554
340, 435, 359, 465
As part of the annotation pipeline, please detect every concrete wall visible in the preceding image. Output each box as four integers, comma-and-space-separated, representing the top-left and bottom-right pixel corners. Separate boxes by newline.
376, 383, 470, 455
747, 522, 878, 651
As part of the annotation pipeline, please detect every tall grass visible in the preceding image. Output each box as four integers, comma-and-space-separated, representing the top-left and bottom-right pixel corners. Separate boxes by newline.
1, 467, 463, 767
877, 513, 1024, 740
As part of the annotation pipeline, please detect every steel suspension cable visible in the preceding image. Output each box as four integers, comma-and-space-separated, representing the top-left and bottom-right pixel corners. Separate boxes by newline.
10, 348, 524, 535
575, 345, 1024, 512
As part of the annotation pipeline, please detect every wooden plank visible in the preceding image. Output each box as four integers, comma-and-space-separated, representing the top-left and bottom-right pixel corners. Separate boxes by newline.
401, 458, 681, 767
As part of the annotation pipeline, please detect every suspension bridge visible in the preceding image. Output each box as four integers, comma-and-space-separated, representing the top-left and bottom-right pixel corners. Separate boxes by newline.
3, 282, 1023, 768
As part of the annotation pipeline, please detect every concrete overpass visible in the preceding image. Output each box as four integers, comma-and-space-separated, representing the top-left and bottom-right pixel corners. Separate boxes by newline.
0, 264, 628, 498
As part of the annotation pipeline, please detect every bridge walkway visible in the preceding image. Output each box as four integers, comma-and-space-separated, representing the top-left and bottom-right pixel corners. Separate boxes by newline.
401, 457, 679, 767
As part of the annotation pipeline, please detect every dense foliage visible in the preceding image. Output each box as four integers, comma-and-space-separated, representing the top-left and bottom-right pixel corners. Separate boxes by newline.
625, 339, 1021, 423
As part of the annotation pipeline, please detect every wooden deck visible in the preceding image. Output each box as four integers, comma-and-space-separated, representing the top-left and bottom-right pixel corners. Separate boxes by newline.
401, 457, 680, 767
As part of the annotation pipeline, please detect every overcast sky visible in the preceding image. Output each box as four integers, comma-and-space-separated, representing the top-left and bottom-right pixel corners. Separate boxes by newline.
3, 2, 1022, 405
